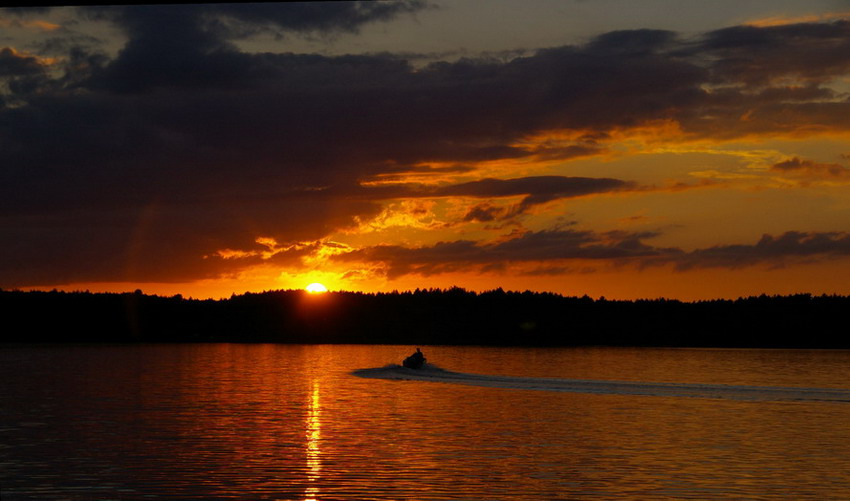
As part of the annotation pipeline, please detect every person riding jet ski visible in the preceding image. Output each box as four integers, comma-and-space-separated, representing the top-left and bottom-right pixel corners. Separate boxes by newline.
402, 348, 426, 369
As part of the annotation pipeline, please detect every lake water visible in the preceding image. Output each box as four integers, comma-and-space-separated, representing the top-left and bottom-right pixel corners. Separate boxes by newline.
3, 344, 850, 500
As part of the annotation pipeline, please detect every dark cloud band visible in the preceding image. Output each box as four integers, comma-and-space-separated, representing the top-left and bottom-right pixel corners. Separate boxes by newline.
336, 230, 850, 278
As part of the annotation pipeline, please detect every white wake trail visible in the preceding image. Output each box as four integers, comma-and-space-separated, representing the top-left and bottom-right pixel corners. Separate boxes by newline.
352, 365, 850, 402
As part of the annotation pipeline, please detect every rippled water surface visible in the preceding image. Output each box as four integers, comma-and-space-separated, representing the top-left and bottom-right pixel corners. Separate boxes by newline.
3, 344, 850, 499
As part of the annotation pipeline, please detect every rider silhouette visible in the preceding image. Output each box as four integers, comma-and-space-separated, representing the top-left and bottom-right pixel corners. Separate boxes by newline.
403, 347, 426, 368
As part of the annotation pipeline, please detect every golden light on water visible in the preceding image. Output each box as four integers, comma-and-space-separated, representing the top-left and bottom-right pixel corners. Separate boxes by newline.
305, 283, 328, 294
305, 381, 321, 501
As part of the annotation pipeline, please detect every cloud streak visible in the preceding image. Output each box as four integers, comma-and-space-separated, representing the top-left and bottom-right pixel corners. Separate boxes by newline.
334, 230, 850, 279
334, 227, 677, 278
671, 231, 850, 270
771, 156, 850, 179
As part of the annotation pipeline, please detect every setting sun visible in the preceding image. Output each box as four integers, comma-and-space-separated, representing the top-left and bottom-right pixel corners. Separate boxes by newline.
305, 282, 328, 293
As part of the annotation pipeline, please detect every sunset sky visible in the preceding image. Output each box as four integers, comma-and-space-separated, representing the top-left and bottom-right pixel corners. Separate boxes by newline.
3, 1, 850, 300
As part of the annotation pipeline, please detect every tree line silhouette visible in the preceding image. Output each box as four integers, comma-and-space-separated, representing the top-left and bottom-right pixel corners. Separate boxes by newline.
1, 287, 848, 347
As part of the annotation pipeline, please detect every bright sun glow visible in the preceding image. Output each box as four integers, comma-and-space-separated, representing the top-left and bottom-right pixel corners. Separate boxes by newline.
305, 282, 329, 293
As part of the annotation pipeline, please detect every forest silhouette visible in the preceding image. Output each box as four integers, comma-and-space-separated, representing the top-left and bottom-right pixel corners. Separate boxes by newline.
1, 288, 847, 347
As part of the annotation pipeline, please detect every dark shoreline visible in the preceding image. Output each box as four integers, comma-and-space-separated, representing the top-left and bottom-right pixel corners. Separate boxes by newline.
2, 288, 848, 348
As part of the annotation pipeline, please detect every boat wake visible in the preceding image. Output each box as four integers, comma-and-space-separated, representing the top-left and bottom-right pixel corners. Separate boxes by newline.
352, 364, 850, 403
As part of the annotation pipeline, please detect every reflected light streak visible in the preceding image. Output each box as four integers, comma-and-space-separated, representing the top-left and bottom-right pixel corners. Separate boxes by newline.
305, 381, 321, 501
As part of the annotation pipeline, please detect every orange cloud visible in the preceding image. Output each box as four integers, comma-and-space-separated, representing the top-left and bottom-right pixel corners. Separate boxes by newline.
0, 18, 61, 31
346, 200, 444, 234
745, 12, 850, 28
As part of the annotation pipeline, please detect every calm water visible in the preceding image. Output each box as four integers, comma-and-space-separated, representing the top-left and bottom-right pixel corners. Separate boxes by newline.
3, 345, 850, 500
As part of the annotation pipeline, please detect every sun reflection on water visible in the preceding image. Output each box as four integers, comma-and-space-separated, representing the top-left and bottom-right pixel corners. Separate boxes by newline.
305, 381, 321, 501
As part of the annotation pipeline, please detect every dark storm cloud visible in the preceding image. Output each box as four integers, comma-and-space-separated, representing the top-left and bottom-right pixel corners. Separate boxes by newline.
79, 1, 427, 93
0, 47, 45, 76
334, 230, 850, 279
82, 5, 244, 93
771, 157, 850, 178
334, 227, 679, 278
81, 1, 427, 36
3, 8, 850, 286
0, 6, 50, 15
696, 20, 850, 85
206, 1, 429, 36
306, 176, 632, 216
437, 176, 632, 212
0, 47, 50, 100
586, 28, 679, 55
667, 21, 850, 135
438, 176, 627, 199
670, 231, 850, 271
463, 203, 502, 223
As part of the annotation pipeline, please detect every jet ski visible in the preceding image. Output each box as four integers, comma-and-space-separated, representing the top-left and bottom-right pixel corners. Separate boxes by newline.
402, 348, 426, 369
